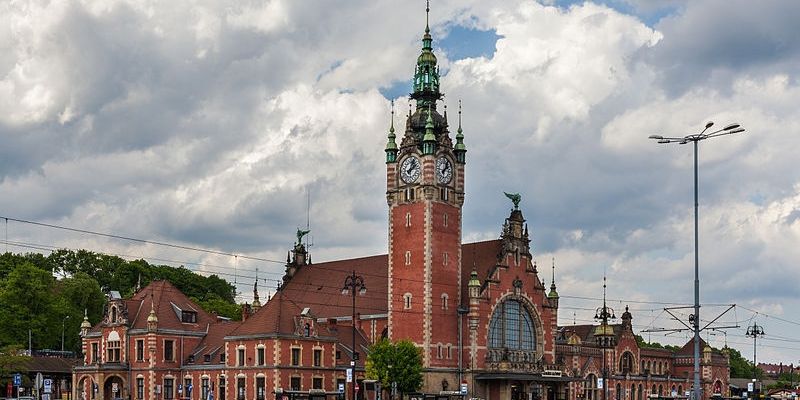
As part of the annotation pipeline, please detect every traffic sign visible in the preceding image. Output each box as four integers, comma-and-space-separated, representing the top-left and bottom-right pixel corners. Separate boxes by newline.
346, 368, 353, 383
338, 383, 345, 393
13, 374, 22, 386
44, 378, 53, 394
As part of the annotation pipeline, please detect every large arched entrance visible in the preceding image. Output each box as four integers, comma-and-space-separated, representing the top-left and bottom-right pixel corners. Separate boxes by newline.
104, 376, 125, 400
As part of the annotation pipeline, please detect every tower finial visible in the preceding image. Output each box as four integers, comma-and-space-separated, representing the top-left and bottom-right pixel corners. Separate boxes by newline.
426, 0, 430, 33
385, 99, 398, 162
551, 257, 556, 285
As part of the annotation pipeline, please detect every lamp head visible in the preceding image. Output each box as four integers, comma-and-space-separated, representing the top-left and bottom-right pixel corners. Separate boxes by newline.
649, 135, 663, 140
705, 121, 714, 129
723, 123, 741, 131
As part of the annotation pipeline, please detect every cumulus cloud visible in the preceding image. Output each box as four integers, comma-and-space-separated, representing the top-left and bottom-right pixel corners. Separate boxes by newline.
1, 0, 799, 361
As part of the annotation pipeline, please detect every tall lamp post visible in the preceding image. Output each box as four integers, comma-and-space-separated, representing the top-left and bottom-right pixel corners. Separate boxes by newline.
61, 315, 70, 352
342, 271, 367, 400
649, 121, 745, 400
594, 276, 616, 400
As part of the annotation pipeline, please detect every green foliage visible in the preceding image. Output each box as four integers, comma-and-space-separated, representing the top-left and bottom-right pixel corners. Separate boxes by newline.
0, 250, 240, 351
0, 345, 31, 384
366, 339, 423, 396
726, 347, 762, 379
634, 335, 681, 351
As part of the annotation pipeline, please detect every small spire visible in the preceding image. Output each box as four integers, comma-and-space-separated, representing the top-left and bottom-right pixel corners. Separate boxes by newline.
80, 308, 92, 329
548, 257, 559, 299
425, 0, 430, 34
454, 100, 466, 162
385, 100, 398, 162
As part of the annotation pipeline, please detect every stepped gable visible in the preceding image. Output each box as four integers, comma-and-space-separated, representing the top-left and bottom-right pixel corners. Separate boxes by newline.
280, 253, 389, 318
128, 280, 216, 332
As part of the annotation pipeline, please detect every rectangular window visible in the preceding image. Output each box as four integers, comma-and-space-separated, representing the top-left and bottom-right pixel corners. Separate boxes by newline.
181, 311, 197, 323
443, 213, 448, 227
106, 340, 121, 362
91, 343, 98, 363
256, 377, 265, 400
443, 252, 448, 266
291, 348, 301, 366
257, 347, 265, 366
136, 339, 144, 361
201, 378, 209, 400
405, 251, 411, 265
336, 351, 341, 360
220, 352, 226, 363
405, 212, 411, 227
236, 378, 245, 400
440, 187, 449, 201
238, 348, 245, 366
313, 349, 322, 367
164, 378, 174, 400
164, 340, 174, 361
313, 377, 323, 390
290, 377, 301, 391
218, 376, 226, 400
184, 378, 192, 400
137, 377, 144, 400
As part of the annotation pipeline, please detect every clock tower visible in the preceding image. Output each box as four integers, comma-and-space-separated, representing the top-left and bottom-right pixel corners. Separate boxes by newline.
385, 3, 467, 369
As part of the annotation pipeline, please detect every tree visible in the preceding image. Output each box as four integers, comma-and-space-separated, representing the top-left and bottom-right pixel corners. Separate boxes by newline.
0, 345, 31, 385
366, 339, 423, 398
0, 262, 59, 350
727, 347, 762, 379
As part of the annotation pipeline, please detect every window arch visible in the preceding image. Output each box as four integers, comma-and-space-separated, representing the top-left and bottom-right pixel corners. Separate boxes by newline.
637, 384, 643, 400
488, 298, 536, 350
615, 384, 622, 400
619, 351, 634, 374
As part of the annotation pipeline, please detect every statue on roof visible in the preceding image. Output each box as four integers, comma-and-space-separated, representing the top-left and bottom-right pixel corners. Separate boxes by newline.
503, 191, 522, 210
296, 228, 311, 245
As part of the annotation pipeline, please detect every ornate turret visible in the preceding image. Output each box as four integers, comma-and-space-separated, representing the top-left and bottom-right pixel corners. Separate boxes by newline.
454, 100, 466, 164
146, 296, 158, 332
411, 0, 440, 108
252, 279, 262, 312
621, 305, 632, 330
283, 229, 310, 285
385, 100, 398, 163
548, 258, 559, 300
80, 308, 92, 337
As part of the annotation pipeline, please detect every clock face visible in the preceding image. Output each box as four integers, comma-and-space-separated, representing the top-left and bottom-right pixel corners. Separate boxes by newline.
400, 156, 421, 183
436, 157, 452, 184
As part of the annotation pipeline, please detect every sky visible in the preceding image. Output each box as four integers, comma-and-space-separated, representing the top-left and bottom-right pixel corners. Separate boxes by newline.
2, 0, 800, 364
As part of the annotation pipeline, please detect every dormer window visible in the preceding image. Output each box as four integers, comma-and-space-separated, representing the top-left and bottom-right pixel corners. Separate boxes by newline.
188, 355, 195, 363
204, 354, 211, 363
181, 311, 197, 323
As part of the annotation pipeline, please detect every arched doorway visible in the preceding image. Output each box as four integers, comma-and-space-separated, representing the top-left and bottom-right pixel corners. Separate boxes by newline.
104, 376, 125, 400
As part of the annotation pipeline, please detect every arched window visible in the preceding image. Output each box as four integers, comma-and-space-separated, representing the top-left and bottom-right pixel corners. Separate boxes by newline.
658, 385, 663, 396
111, 306, 117, 323
619, 351, 634, 374
615, 384, 622, 400
585, 374, 598, 400
488, 298, 536, 350
637, 384, 643, 400
678, 385, 683, 395
630, 384, 635, 400
651, 385, 656, 395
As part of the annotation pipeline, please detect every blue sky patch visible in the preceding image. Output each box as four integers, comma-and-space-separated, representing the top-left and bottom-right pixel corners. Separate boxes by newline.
439, 25, 501, 61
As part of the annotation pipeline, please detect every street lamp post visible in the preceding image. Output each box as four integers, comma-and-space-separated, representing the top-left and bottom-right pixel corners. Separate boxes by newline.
649, 121, 745, 400
342, 271, 366, 400
62, 315, 70, 352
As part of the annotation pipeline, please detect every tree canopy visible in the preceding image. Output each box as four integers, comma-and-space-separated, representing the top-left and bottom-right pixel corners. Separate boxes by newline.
366, 339, 423, 396
0, 250, 241, 353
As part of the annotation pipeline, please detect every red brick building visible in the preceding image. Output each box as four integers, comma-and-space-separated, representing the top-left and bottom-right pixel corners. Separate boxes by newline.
72, 5, 730, 400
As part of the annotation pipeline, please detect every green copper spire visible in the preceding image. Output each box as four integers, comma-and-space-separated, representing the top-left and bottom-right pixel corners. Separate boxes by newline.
454, 99, 467, 163
385, 100, 398, 163
422, 106, 436, 155
411, 0, 441, 108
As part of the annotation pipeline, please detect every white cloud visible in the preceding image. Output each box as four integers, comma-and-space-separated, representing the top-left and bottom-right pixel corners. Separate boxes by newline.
1, 0, 799, 362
